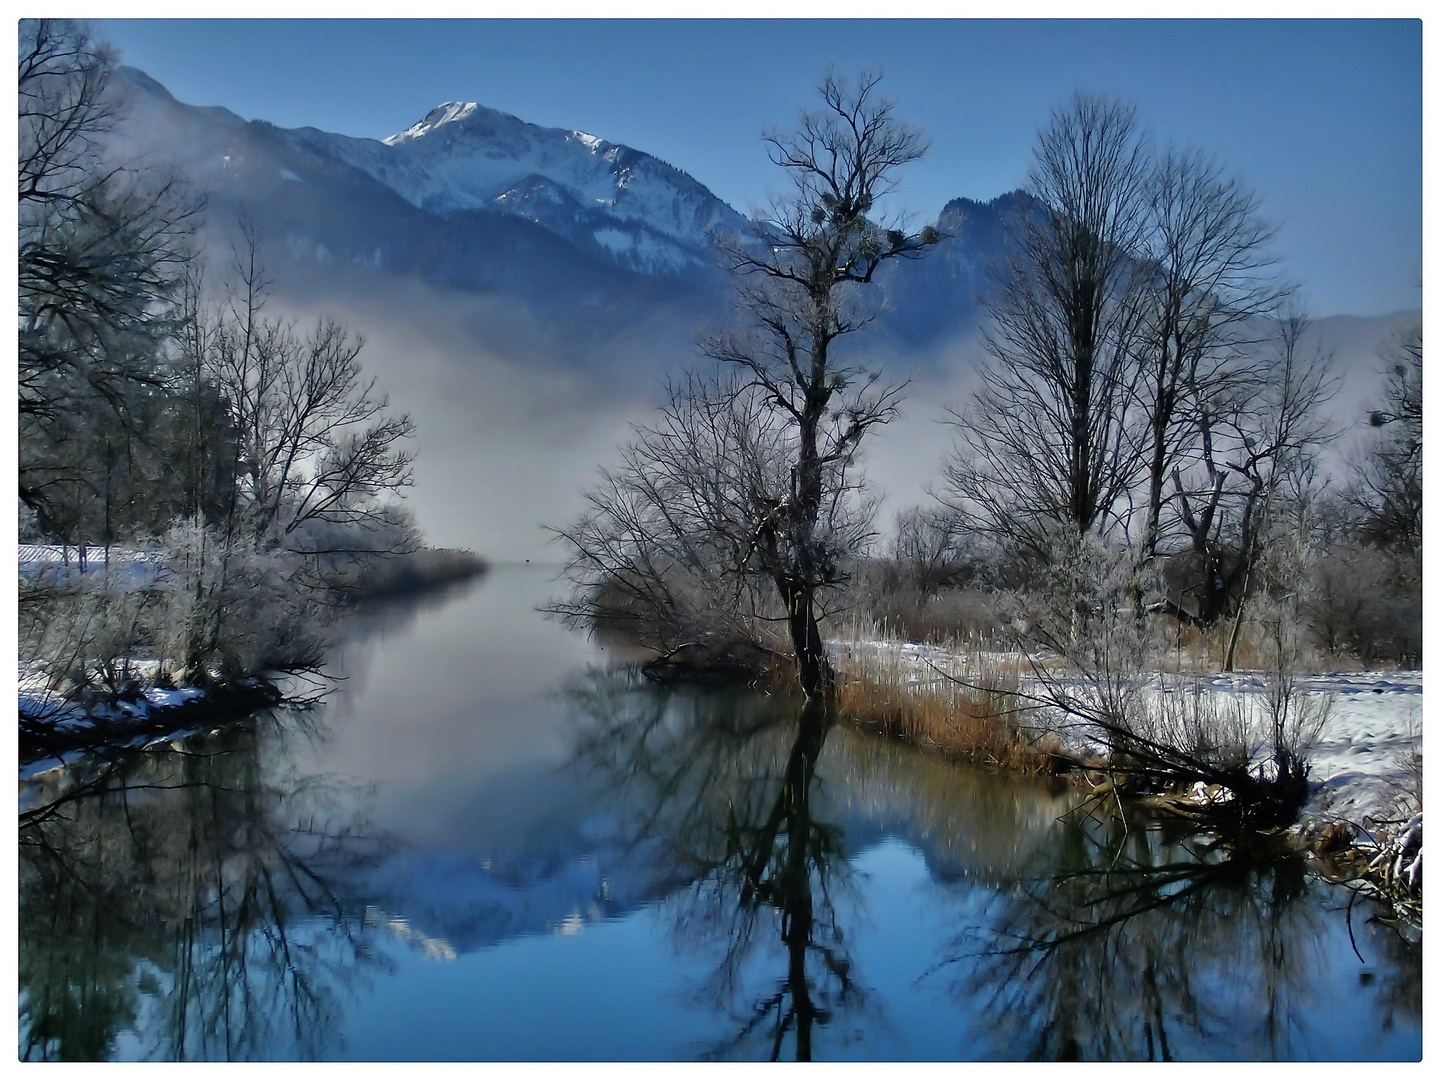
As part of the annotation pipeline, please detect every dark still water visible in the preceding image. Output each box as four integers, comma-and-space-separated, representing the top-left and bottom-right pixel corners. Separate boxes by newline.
18, 566, 1421, 1061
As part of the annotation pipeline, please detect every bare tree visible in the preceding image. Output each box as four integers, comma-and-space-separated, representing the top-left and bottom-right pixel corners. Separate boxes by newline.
195, 227, 419, 563
704, 70, 939, 698
1349, 323, 1422, 553
1297, 323, 1423, 665
18, 19, 198, 533
18, 19, 111, 208
553, 370, 803, 677
942, 94, 1149, 564
1158, 309, 1336, 640
888, 505, 971, 594
1134, 146, 1287, 566
558, 71, 936, 698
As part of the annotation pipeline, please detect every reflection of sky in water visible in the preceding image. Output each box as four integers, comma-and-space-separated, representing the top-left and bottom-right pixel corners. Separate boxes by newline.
290, 566, 612, 849
18, 568, 1423, 1061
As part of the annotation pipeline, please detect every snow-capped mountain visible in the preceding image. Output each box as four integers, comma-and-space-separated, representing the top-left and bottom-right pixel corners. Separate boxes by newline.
288, 100, 750, 277
96, 68, 1419, 378
106, 66, 748, 300
102, 67, 1026, 358
105, 67, 1029, 340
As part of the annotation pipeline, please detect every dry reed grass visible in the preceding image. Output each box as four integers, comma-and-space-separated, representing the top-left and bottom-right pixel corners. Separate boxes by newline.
831, 626, 1064, 773
1147, 613, 1340, 674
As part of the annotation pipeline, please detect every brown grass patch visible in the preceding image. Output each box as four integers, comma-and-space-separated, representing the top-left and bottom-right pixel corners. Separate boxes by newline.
1149, 614, 1334, 674
832, 635, 1062, 774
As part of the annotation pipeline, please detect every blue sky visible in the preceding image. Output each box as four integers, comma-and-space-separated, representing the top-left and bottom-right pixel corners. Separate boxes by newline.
96, 17, 1421, 316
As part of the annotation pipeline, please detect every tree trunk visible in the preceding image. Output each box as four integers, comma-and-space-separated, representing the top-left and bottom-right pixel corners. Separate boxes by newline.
786, 583, 835, 701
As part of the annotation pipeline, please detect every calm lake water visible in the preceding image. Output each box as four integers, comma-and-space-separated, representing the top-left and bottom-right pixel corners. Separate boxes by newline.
17, 566, 1422, 1061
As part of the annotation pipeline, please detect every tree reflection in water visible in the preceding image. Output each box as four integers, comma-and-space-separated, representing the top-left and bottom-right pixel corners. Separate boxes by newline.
567, 669, 863, 1061
18, 714, 390, 1061
950, 810, 1419, 1060
568, 667, 1421, 1062
28, 665, 1412, 1061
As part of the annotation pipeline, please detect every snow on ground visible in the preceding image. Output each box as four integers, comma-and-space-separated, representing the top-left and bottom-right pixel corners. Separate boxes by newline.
19, 653, 209, 782
20, 660, 205, 732
16, 545, 259, 783
1289, 670, 1422, 828
18, 664, 86, 730
830, 637, 1422, 831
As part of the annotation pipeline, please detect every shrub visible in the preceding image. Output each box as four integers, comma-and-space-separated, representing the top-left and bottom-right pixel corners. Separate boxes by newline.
155, 519, 328, 683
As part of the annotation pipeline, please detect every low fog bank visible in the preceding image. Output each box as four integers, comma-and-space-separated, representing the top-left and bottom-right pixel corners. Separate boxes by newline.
262, 265, 1417, 561
863, 310, 1419, 538
1283, 308, 1421, 482
266, 277, 676, 561
857, 329, 989, 532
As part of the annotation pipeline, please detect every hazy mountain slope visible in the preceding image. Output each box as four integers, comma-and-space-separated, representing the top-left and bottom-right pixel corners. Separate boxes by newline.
108, 67, 721, 329
105, 65, 1419, 374
873, 191, 1035, 347
104, 66, 1022, 359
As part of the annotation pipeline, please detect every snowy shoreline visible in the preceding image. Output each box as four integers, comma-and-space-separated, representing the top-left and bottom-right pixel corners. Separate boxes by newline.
18, 677, 283, 781
830, 637, 1422, 832
17, 541, 486, 781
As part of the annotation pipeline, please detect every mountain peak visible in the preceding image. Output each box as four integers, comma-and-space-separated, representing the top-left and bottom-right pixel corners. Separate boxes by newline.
107, 62, 751, 277
384, 101, 480, 145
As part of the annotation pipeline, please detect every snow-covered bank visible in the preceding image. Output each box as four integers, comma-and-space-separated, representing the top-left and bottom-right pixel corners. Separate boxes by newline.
18, 668, 283, 781
20, 662, 203, 733
17, 541, 486, 782
1289, 670, 1422, 827
829, 637, 1422, 829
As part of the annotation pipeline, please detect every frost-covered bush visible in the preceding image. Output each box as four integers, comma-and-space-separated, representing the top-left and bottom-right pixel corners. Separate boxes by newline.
155, 519, 328, 683
19, 574, 158, 696
20, 520, 333, 702
283, 502, 423, 592
845, 510, 1008, 643
994, 529, 1323, 825
1012, 528, 1159, 669
1127, 675, 1328, 787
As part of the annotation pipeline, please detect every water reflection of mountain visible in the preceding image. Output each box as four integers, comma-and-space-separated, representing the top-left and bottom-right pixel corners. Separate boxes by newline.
358, 765, 662, 956
369, 671, 1081, 959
